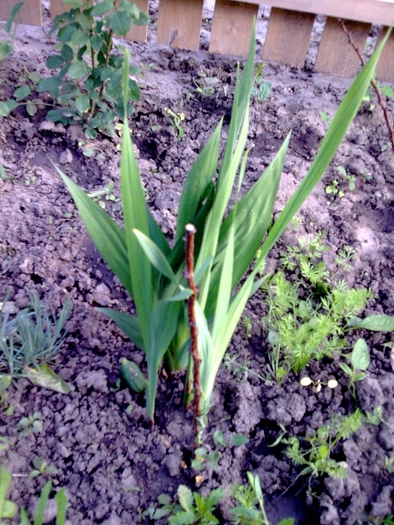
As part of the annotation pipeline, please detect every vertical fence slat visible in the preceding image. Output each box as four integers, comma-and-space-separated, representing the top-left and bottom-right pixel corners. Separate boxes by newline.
0, 0, 42, 26
156, 0, 203, 51
315, 18, 371, 77
375, 27, 394, 84
262, 8, 315, 67
50, 0, 70, 19
127, 0, 149, 42
209, 0, 258, 57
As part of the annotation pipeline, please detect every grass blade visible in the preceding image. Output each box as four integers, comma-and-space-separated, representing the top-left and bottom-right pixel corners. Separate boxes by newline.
55, 489, 68, 525
211, 223, 234, 342
20, 508, 30, 525
33, 481, 51, 525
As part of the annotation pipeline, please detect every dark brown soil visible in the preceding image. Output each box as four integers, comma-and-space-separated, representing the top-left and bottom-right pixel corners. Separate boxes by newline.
0, 4, 394, 524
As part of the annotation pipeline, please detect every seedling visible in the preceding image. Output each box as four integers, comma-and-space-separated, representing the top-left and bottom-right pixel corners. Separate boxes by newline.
145, 485, 224, 524
194, 67, 221, 98
231, 472, 294, 525
0, 467, 17, 521
300, 376, 338, 393
29, 457, 58, 478
325, 179, 344, 198
166, 107, 185, 140
0, 465, 68, 525
192, 430, 249, 471
283, 410, 363, 481
224, 353, 267, 384
335, 245, 356, 273
17, 412, 42, 436
340, 338, 370, 397
242, 316, 253, 339
0, 66, 45, 118
384, 455, 394, 473
87, 180, 120, 209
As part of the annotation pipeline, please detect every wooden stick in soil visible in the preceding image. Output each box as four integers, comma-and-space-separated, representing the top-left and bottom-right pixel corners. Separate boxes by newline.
339, 19, 394, 150
184, 224, 201, 443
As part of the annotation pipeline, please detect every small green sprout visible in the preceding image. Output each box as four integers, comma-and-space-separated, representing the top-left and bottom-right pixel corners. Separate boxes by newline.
340, 338, 370, 397
29, 457, 58, 479
166, 107, 186, 140
17, 412, 42, 436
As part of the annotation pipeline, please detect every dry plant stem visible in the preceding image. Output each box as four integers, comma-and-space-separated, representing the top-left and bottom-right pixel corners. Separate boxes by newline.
339, 19, 394, 149
184, 224, 201, 439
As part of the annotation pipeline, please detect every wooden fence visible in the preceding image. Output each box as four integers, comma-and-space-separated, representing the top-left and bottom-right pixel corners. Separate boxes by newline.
1, 0, 394, 82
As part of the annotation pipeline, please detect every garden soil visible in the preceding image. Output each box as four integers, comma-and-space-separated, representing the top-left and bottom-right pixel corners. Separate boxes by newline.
0, 3, 394, 524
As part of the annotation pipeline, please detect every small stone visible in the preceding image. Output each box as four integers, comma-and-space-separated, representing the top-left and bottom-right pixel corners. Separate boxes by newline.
162, 452, 182, 476
356, 377, 384, 413
106, 513, 121, 525
95, 503, 109, 521
371, 485, 393, 517
90, 283, 113, 306
76, 369, 108, 393
59, 149, 73, 164
67, 125, 84, 141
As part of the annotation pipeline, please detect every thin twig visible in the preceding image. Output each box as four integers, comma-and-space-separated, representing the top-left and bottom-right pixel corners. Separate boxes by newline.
339, 19, 394, 149
184, 224, 201, 442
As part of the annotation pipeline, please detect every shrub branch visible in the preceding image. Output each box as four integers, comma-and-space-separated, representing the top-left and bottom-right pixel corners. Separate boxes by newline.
339, 19, 394, 149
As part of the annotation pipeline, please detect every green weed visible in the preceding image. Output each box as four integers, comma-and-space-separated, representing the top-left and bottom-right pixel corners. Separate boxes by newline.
231, 472, 294, 525
283, 410, 363, 481
340, 338, 370, 397
263, 238, 372, 381
29, 457, 58, 479
149, 485, 224, 524
0, 290, 72, 394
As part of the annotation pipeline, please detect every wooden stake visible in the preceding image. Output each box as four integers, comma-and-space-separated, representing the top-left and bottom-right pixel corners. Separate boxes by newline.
184, 224, 201, 442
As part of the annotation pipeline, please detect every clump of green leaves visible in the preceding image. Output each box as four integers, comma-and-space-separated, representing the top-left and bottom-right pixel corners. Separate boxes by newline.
0, 67, 44, 118
284, 409, 363, 480
263, 236, 372, 382
194, 66, 223, 98
0, 290, 72, 394
192, 429, 249, 471
17, 411, 42, 436
59, 27, 391, 424
29, 457, 58, 479
149, 485, 224, 525
36, 0, 149, 138
326, 165, 356, 199
231, 472, 294, 525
